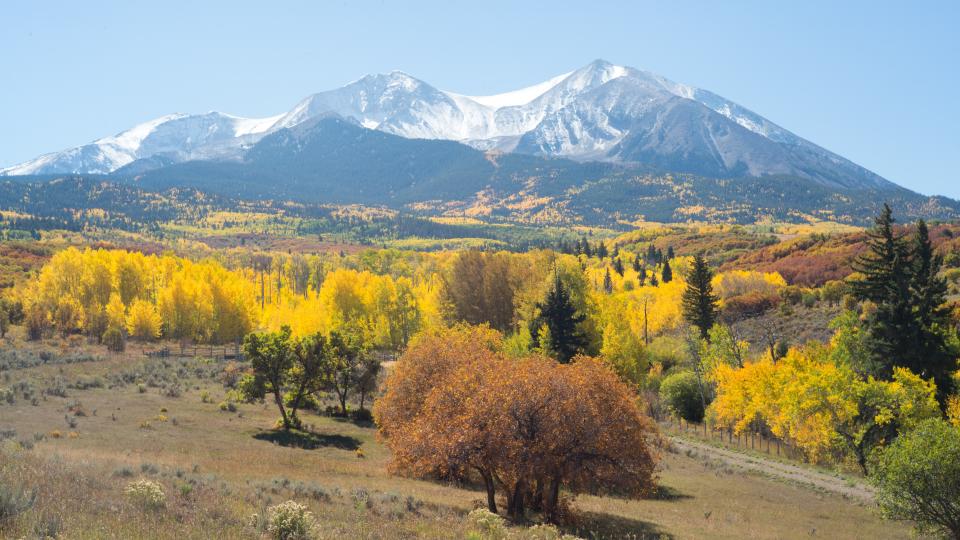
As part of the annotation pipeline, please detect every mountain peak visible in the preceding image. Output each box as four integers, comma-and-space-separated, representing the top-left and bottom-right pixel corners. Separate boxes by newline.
1, 61, 895, 193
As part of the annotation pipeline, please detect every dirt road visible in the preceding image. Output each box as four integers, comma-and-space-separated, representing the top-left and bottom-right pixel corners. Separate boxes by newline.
668, 436, 875, 502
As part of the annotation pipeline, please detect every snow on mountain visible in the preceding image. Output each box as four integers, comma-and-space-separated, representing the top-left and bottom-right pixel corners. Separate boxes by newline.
0, 59, 892, 190
1, 111, 280, 175
458, 71, 572, 109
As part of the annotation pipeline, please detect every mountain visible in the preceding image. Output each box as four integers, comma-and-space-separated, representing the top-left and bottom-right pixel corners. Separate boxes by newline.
2, 112, 280, 175
0, 60, 893, 192
116, 115, 958, 226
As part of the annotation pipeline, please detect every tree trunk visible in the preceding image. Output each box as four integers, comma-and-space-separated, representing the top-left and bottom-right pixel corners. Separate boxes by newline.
478, 469, 497, 514
274, 389, 290, 430
545, 476, 562, 524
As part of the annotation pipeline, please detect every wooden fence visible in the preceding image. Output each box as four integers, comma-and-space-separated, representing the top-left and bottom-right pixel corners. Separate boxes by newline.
661, 417, 804, 461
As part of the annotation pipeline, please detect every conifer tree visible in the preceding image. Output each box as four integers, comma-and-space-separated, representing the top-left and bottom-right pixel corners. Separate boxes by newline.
583, 238, 593, 258
531, 272, 587, 363
661, 259, 673, 283
650, 272, 658, 287
638, 265, 647, 285
597, 242, 608, 259
667, 246, 675, 259
849, 204, 916, 378
613, 257, 625, 276
682, 255, 719, 340
603, 268, 614, 294
909, 219, 955, 401
632, 254, 642, 273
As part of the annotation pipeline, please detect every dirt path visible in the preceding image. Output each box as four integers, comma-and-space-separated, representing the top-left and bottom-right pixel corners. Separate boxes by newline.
667, 436, 875, 502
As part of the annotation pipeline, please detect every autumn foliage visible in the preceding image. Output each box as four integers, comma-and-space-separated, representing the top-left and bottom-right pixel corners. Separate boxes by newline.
375, 326, 658, 523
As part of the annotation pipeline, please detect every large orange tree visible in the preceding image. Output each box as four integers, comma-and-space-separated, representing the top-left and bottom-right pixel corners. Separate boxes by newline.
375, 326, 658, 522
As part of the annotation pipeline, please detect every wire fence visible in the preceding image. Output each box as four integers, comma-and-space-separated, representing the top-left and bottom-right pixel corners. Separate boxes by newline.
660, 417, 805, 461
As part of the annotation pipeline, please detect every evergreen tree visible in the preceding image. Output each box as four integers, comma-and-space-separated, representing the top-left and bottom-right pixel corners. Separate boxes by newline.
638, 265, 647, 286
667, 246, 675, 260
682, 255, 719, 340
603, 268, 614, 294
531, 272, 587, 363
583, 238, 593, 258
649, 271, 658, 287
632, 254, 642, 273
613, 257, 625, 276
646, 244, 657, 264
661, 259, 673, 283
849, 204, 916, 379
909, 219, 955, 401
597, 242, 608, 259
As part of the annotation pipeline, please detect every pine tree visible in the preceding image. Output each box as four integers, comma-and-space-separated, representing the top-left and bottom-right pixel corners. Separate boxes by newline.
909, 219, 955, 401
603, 269, 614, 294
849, 204, 915, 379
661, 259, 673, 283
531, 272, 587, 363
583, 238, 593, 258
613, 257, 625, 276
638, 265, 647, 286
667, 246, 675, 260
646, 244, 657, 264
649, 272, 658, 287
682, 255, 719, 340
597, 242, 608, 259
632, 254, 642, 273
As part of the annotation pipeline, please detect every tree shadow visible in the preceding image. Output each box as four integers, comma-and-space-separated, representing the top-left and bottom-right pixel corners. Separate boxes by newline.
650, 485, 692, 501
328, 415, 376, 429
569, 511, 670, 539
253, 429, 361, 450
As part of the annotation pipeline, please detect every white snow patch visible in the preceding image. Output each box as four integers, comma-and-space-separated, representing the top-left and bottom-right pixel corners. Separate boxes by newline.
459, 71, 573, 109
230, 113, 283, 137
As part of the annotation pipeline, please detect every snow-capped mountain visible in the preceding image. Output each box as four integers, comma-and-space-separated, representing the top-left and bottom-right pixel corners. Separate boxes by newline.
2, 112, 281, 176
0, 59, 891, 190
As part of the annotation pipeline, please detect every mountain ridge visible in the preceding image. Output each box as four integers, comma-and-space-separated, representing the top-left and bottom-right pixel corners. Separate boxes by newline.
0, 59, 897, 193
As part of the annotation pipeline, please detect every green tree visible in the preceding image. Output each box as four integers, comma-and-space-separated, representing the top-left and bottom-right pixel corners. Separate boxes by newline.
909, 219, 956, 402
682, 255, 719, 340
871, 419, 960, 539
287, 333, 328, 427
660, 370, 705, 422
661, 259, 673, 283
243, 327, 296, 430
322, 331, 368, 415
531, 272, 587, 363
602, 268, 613, 294
849, 204, 914, 378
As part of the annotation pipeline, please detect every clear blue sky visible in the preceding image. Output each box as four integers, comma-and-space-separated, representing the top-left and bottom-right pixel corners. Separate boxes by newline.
2, 1, 958, 197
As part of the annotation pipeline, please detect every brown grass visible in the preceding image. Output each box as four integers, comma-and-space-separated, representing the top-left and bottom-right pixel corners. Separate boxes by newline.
0, 337, 911, 539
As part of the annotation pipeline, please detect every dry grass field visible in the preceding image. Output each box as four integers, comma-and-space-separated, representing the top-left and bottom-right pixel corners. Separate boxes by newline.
0, 333, 912, 539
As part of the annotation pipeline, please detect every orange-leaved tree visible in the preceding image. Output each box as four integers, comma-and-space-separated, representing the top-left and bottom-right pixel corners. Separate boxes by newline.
375, 326, 658, 523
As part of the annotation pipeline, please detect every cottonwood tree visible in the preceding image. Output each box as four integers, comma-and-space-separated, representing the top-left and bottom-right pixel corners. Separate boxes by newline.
376, 329, 657, 523
243, 327, 297, 430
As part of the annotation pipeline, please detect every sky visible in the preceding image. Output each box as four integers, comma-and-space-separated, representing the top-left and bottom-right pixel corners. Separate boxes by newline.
2, 0, 958, 197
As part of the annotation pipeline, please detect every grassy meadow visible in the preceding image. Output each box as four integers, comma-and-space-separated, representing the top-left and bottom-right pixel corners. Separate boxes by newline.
0, 330, 910, 539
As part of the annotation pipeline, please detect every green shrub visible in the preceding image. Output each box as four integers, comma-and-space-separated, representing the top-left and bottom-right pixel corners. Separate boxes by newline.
0, 483, 35, 524
659, 370, 705, 422
871, 419, 960, 539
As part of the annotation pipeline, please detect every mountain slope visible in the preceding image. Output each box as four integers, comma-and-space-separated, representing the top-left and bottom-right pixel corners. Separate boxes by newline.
116, 116, 958, 226
0, 60, 898, 193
